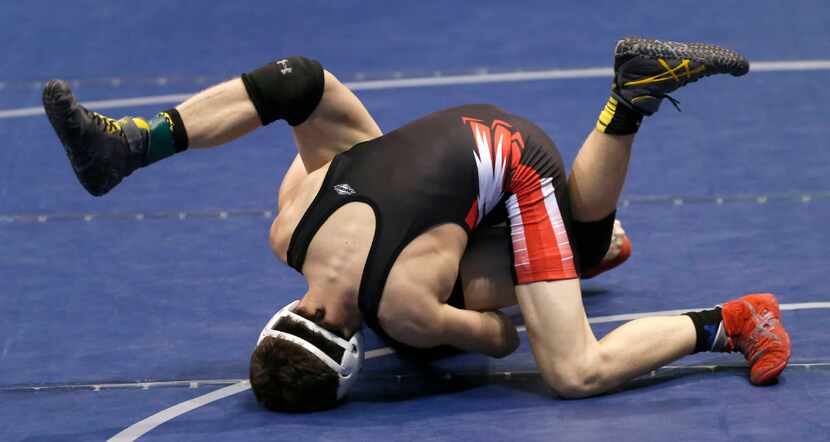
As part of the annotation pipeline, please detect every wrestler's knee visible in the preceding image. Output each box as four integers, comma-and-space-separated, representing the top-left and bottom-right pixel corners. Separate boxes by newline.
538, 354, 606, 399
241, 56, 325, 127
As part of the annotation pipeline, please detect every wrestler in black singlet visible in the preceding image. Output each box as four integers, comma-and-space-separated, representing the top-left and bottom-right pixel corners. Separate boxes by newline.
287, 104, 603, 348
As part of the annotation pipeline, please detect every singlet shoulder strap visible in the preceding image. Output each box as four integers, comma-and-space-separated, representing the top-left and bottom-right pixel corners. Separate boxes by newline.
286, 156, 357, 272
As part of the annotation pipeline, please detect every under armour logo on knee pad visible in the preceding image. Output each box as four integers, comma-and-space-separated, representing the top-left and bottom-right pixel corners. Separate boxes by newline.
276, 59, 292, 75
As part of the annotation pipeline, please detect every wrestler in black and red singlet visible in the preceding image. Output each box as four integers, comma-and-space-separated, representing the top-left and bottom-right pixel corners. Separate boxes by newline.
288, 104, 590, 339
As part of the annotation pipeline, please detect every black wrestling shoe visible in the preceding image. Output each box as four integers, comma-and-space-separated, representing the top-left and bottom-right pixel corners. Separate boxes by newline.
612, 37, 750, 115
43, 80, 148, 196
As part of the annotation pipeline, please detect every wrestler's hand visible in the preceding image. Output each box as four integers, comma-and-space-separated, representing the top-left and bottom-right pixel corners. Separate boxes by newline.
487, 310, 520, 358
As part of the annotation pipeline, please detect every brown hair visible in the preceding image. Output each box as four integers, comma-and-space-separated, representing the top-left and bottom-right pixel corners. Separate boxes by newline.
249, 317, 341, 412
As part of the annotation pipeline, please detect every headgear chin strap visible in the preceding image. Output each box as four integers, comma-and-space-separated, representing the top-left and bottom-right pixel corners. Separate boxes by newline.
257, 300, 364, 399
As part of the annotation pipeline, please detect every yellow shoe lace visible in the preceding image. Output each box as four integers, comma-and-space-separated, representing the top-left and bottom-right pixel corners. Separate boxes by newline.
623, 58, 707, 87
89, 112, 123, 135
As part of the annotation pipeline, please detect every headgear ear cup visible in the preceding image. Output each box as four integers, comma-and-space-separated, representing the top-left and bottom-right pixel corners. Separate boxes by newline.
335, 331, 364, 398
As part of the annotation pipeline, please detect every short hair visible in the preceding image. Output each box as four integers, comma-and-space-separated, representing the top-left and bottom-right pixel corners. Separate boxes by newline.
249, 316, 342, 412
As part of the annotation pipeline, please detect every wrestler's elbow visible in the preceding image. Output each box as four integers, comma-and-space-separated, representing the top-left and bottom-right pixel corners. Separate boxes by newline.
378, 303, 443, 349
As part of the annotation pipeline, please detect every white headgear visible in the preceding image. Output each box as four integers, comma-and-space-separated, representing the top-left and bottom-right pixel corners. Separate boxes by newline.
256, 300, 364, 399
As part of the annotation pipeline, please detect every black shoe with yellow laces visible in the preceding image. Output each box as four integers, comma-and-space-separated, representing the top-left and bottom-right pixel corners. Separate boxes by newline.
611, 37, 750, 115
43, 80, 149, 196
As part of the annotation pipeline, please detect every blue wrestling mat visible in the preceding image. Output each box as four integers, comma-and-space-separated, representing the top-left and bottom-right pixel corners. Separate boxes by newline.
2, 1, 829, 440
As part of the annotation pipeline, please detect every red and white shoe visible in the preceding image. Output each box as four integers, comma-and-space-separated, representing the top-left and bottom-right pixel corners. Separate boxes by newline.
721, 293, 791, 385
582, 219, 632, 279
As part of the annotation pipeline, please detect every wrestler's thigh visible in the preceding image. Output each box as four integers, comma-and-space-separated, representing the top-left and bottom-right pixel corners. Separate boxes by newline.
290, 71, 382, 170
515, 279, 599, 385
459, 225, 517, 311
277, 155, 308, 210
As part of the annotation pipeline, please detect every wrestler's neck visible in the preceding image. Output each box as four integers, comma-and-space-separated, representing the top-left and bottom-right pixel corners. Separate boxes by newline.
296, 287, 363, 338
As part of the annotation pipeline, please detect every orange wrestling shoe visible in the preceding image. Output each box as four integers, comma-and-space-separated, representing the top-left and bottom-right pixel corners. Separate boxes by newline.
721, 293, 791, 385
582, 219, 632, 279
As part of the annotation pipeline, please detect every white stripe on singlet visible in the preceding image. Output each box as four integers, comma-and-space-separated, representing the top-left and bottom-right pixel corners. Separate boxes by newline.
540, 177, 574, 264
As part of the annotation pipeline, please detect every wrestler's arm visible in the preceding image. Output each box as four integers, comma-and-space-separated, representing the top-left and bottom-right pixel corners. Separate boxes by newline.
381, 292, 519, 358
378, 226, 519, 357
430, 226, 520, 357
436, 305, 519, 358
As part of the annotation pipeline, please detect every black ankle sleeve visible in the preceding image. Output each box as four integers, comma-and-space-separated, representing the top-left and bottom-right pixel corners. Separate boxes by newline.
162, 108, 189, 151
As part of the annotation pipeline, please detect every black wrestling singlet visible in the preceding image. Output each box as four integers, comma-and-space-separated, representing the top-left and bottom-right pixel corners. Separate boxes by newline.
286, 105, 499, 333
287, 104, 583, 343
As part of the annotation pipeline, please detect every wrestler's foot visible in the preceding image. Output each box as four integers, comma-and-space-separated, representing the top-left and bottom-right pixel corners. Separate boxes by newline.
721, 293, 791, 385
43, 80, 148, 196
582, 220, 632, 279
612, 37, 750, 115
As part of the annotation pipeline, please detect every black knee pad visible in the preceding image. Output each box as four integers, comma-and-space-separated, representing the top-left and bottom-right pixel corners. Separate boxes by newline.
572, 211, 616, 272
241, 56, 325, 126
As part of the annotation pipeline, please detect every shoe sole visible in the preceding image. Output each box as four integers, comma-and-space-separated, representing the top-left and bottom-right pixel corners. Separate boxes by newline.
615, 37, 750, 77
752, 358, 789, 385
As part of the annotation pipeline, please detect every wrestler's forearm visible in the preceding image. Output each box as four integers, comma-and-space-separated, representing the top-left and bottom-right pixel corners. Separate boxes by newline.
438, 306, 519, 358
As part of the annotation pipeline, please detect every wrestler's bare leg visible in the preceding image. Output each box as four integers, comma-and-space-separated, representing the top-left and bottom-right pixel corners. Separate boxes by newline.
171, 69, 383, 207
173, 71, 381, 165
461, 230, 696, 394
516, 84, 697, 398
511, 49, 693, 396
568, 132, 633, 222
516, 280, 695, 397
175, 79, 261, 148
514, 39, 788, 397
